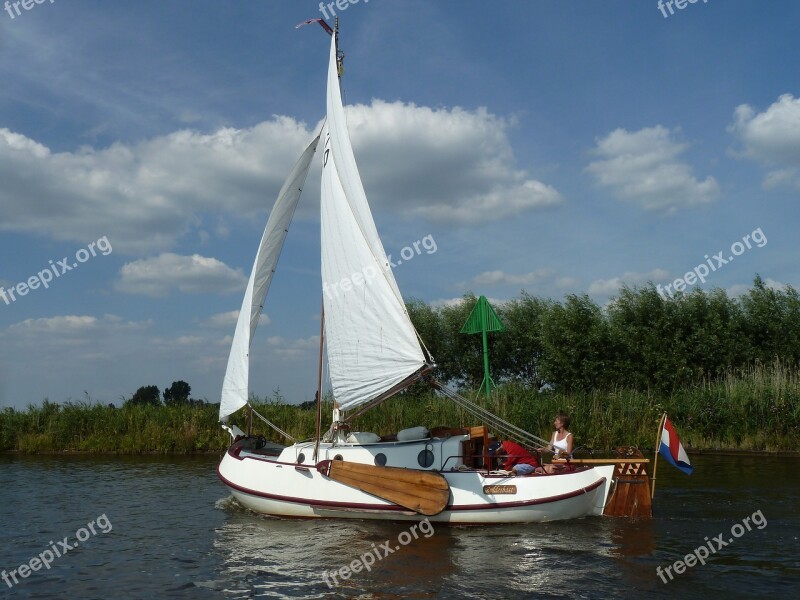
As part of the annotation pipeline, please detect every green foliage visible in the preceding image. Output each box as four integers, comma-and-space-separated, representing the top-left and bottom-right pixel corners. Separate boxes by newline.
494, 292, 550, 388
126, 385, 161, 407
3, 365, 797, 453
405, 278, 800, 394
164, 380, 191, 406
740, 275, 800, 364
3, 278, 800, 454
539, 294, 612, 392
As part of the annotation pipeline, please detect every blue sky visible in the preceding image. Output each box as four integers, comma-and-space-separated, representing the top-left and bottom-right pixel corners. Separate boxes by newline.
1, 1, 799, 409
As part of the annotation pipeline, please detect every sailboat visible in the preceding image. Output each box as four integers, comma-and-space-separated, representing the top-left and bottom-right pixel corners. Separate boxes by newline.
216, 21, 616, 523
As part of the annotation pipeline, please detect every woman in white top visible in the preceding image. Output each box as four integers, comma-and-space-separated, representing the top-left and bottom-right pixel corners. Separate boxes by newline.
544, 412, 573, 474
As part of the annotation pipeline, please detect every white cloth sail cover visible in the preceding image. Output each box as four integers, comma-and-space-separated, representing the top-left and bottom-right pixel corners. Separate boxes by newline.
321, 34, 426, 411
219, 135, 320, 422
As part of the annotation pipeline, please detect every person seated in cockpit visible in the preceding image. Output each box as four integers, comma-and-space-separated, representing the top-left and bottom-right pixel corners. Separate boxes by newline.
488, 440, 541, 476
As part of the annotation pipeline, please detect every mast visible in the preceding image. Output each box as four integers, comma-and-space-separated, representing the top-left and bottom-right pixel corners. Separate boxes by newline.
313, 301, 325, 461
334, 17, 340, 78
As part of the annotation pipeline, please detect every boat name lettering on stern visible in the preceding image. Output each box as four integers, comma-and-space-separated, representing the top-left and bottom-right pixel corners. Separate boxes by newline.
483, 485, 517, 495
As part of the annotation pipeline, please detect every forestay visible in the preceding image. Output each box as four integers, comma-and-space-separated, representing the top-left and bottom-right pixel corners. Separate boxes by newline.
320, 34, 426, 411
219, 135, 320, 421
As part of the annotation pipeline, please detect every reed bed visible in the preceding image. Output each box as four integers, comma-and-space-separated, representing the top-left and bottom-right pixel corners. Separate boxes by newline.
1, 363, 798, 453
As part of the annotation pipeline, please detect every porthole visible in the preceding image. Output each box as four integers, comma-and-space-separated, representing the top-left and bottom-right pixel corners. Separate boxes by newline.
297, 453, 306, 464
334, 454, 343, 461
417, 449, 434, 468
374, 453, 387, 466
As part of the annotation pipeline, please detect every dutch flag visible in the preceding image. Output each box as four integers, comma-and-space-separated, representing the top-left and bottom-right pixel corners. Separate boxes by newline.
659, 416, 693, 475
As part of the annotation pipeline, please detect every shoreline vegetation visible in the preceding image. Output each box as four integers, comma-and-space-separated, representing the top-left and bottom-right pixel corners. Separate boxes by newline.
1, 362, 798, 454
2, 281, 798, 454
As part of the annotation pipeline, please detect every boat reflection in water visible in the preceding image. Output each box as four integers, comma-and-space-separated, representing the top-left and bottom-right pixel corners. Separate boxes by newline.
213, 497, 458, 598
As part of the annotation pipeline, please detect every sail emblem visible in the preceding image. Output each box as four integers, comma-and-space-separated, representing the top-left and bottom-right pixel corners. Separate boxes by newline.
323, 131, 331, 167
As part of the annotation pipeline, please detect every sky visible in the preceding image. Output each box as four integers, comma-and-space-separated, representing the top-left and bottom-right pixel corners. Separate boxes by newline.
1, 0, 799, 409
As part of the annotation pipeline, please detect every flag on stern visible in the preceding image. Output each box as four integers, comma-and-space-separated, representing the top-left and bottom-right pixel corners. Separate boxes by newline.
659, 416, 693, 475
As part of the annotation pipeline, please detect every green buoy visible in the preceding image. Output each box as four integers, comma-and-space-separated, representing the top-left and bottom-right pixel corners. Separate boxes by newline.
460, 295, 505, 399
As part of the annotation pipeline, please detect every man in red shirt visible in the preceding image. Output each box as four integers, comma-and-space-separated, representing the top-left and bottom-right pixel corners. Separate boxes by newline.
489, 440, 541, 475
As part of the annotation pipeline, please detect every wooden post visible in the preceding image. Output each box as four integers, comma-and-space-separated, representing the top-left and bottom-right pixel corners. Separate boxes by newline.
650, 412, 667, 500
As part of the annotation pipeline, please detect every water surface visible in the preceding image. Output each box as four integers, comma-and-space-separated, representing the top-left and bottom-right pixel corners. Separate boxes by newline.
0, 453, 796, 599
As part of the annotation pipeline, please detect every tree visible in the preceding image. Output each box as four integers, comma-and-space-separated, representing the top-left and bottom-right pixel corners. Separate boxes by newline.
126, 385, 161, 407
406, 298, 449, 381
740, 275, 800, 364
607, 285, 685, 391
540, 294, 611, 392
164, 380, 191, 406
495, 292, 551, 389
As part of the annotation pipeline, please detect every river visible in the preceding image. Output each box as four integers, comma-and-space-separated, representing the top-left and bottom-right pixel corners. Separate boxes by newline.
0, 453, 797, 599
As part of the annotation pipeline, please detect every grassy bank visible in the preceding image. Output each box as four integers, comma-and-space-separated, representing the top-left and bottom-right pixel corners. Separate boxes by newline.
1, 364, 798, 453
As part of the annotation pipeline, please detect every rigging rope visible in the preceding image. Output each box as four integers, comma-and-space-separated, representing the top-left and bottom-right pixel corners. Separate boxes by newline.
250, 405, 296, 443
430, 380, 550, 450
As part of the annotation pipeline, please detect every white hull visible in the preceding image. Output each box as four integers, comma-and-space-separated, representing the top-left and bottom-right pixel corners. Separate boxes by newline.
217, 435, 614, 524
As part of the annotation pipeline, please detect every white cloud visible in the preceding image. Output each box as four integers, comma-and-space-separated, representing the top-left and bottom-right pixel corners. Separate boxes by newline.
555, 276, 579, 288
174, 336, 204, 346
8, 314, 145, 333
264, 335, 320, 357
347, 101, 563, 222
429, 297, 465, 309
0, 119, 313, 254
727, 278, 786, 297
429, 296, 506, 309
586, 126, 719, 213
0, 101, 563, 257
729, 94, 800, 188
726, 284, 751, 298
588, 269, 670, 296
763, 168, 800, 190
203, 310, 270, 328
470, 268, 556, 286
115, 253, 246, 297
6, 314, 151, 349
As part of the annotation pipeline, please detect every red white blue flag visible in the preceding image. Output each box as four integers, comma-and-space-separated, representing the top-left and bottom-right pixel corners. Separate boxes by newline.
659, 416, 693, 475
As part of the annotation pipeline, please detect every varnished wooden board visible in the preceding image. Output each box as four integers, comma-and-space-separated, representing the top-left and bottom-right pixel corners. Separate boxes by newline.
318, 460, 451, 516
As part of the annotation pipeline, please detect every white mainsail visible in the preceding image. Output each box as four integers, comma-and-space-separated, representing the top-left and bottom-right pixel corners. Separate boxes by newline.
321, 34, 427, 411
219, 135, 320, 421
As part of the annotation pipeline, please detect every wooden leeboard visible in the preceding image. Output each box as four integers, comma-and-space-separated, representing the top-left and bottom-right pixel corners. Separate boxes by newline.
322, 460, 450, 516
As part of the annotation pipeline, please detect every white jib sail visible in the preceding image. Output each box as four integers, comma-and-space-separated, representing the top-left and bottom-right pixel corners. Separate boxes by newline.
219, 134, 320, 422
321, 34, 426, 412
